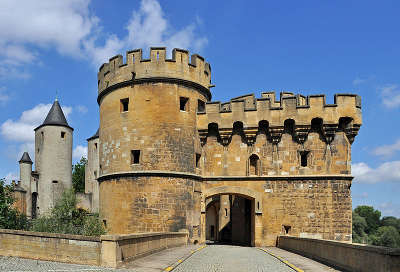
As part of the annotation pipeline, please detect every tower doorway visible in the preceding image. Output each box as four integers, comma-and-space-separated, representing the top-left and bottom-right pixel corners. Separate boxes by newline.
205, 194, 254, 246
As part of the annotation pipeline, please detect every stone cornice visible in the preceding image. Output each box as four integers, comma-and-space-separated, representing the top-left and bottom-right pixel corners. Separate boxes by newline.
98, 171, 354, 182
97, 77, 212, 105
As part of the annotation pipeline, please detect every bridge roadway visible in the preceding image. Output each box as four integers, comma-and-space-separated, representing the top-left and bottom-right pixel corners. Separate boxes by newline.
0, 244, 340, 272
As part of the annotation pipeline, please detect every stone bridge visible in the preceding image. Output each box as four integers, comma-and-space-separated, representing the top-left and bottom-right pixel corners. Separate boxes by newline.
0, 229, 399, 272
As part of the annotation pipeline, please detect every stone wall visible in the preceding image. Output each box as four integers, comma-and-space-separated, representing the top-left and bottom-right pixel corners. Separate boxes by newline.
0, 229, 101, 266
0, 229, 188, 268
101, 232, 188, 267
99, 175, 202, 243
202, 176, 352, 246
278, 236, 400, 272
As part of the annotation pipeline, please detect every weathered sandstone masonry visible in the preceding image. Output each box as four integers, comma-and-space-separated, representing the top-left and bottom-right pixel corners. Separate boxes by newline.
0, 229, 187, 268
95, 47, 361, 246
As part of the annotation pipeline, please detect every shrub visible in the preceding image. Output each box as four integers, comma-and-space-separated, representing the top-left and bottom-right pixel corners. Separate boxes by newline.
0, 178, 28, 230
31, 188, 105, 236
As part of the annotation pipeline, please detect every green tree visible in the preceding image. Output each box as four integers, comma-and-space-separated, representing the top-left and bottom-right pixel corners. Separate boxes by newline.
352, 211, 368, 243
381, 216, 400, 232
72, 157, 87, 193
0, 178, 28, 230
31, 188, 105, 236
354, 206, 381, 234
371, 226, 400, 248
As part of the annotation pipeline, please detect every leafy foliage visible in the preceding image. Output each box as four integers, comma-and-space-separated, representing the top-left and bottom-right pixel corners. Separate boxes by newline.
371, 226, 400, 248
0, 178, 28, 230
381, 216, 400, 232
354, 206, 381, 234
72, 157, 87, 193
353, 205, 400, 248
31, 188, 105, 236
352, 211, 368, 244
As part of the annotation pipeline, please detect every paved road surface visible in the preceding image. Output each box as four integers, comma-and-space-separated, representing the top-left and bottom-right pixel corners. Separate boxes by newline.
0, 245, 340, 271
173, 245, 293, 272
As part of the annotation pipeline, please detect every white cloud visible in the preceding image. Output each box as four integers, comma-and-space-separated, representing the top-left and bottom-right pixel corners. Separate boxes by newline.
0, 0, 97, 58
0, 0, 99, 78
0, 103, 72, 160
4, 172, 18, 184
73, 145, 87, 160
372, 139, 400, 158
86, 0, 207, 67
379, 84, 400, 109
125, 0, 207, 57
352, 161, 400, 184
0, 0, 208, 73
76, 105, 88, 114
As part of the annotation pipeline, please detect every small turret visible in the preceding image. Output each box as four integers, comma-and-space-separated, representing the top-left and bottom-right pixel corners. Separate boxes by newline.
19, 152, 32, 216
34, 99, 73, 215
19, 152, 33, 164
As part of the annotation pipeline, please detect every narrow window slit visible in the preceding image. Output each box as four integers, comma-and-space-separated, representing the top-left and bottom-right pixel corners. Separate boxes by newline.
180, 97, 189, 111
120, 98, 129, 112
131, 150, 140, 164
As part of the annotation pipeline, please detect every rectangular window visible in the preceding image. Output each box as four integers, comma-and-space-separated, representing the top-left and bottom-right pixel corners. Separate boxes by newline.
94, 143, 98, 149
197, 100, 205, 112
180, 97, 189, 111
52, 180, 58, 184
120, 98, 129, 112
61, 132, 65, 138
131, 150, 140, 164
196, 153, 201, 168
94, 171, 97, 178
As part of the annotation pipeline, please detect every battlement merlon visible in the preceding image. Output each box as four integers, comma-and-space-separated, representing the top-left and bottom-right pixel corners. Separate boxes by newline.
197, 92, 362, 139
97, 48, 212, 104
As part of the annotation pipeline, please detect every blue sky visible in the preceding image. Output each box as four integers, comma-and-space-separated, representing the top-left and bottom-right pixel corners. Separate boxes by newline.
0, 0, 399, 217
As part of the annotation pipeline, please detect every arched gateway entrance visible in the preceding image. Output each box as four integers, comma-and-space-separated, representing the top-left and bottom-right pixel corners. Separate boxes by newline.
203, 186, 262, 247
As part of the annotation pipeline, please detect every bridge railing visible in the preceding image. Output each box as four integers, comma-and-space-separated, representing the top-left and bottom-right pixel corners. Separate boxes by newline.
278, 235, 400, 272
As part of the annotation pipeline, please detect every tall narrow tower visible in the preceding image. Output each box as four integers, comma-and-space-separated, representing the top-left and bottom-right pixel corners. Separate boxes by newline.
34, 99, 73, 215
97, 48, 211, 237
19, 152, 33, 217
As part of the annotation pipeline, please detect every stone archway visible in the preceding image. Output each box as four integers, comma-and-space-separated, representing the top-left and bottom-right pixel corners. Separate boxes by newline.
202, 186, 262, 246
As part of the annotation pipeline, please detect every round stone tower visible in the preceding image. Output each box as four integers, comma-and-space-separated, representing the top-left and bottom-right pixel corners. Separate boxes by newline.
19, 152, 33, 217
34, 99, 73, 215
97, 48, 211, 237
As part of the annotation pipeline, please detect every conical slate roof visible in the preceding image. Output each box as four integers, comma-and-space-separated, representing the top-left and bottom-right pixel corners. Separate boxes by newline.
87, 128, 99, 141
35, 99, 73, 131
19, 152, 33, 164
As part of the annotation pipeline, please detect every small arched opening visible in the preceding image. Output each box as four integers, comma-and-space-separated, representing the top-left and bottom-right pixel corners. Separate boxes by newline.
207, 123, 220, 140
339, 117, 353, 131
248, 154, 260, 176
311, 117, 323, 133
284, 119, 295, 135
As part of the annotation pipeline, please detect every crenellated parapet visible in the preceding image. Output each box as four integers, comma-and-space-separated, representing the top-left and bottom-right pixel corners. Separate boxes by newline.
97, 47, 212, 104
197, 92, 362, 145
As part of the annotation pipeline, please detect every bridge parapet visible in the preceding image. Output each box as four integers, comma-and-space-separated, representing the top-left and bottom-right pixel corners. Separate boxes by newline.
278, 236, 400, 272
